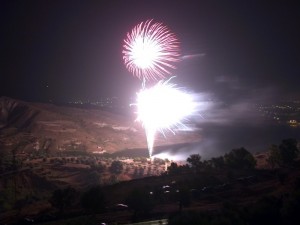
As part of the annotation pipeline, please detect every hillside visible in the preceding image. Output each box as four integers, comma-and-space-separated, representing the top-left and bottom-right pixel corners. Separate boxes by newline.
2, 155, 299, 225
0, 96, 201, 154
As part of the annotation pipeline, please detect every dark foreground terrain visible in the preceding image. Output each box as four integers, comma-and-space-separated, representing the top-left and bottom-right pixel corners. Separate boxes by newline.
1, 152, 300, 225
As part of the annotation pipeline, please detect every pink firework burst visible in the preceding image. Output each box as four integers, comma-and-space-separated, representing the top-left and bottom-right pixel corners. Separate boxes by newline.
123, 20, 180, 80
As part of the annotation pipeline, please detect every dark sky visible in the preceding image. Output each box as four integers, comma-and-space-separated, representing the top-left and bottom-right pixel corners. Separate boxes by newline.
1, 0, 300, 103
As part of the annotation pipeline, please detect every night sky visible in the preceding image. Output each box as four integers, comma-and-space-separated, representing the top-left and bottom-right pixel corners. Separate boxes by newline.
1, 0, 300, 103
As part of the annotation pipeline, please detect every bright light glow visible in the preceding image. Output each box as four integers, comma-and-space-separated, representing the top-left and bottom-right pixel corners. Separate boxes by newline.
135, 78, 196, 157
123, 19, 180, 80
152, 152, 186, 161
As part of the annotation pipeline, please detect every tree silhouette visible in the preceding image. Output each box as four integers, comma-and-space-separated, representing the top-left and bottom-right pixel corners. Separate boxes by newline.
109, 160, 123, 174
210, 156, 225, 169
0, 145, 4, 173
267, 144, 281, 169
168, 162, 179, 175
224, 147, 256, 169
279, 139, 299, 165
179, 188, 190, 211
126, 188, 154, 217
187, 154, 202, 169
80, 186, 105, 213
49, 187, 77, 215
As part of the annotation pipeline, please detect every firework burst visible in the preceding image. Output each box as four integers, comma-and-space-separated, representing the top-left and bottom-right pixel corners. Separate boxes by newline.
135, 77, 196, 157
123, 20, 180, 80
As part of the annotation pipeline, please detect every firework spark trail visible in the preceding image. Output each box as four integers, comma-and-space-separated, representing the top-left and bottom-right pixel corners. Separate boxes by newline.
123, 20, 180, 81
135, 77, 196, 157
